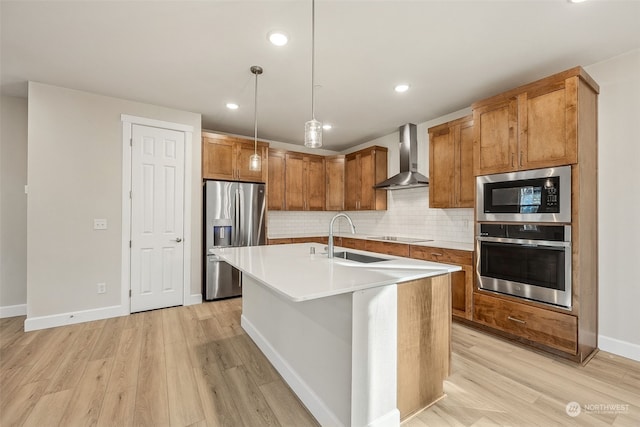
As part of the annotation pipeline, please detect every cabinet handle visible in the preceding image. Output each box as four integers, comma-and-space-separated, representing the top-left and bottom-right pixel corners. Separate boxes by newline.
431, 252, 443, 257
519, 151, 523, 167
507, 316, 526, 324
511, 153, 515, 167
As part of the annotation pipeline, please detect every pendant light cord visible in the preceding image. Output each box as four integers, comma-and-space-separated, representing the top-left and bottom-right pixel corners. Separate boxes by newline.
311, 0, 316, 121
254, 70, 258, 154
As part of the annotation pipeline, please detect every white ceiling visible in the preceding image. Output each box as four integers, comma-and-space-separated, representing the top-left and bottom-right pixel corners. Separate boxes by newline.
2, 0, 639, 151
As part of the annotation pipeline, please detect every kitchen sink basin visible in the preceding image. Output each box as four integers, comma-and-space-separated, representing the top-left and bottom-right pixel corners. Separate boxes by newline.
332, 251, 389, 263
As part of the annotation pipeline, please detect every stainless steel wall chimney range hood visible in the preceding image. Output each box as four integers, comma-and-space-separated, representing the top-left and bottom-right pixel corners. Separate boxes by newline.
374, 123, 429, 190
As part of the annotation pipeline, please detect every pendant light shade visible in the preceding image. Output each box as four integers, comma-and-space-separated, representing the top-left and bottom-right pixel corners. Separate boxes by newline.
305, 119, 322, 148
249, 65, 263, 171
304, 0, 322, 148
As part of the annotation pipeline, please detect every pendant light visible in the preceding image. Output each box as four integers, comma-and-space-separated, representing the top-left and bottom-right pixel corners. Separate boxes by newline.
304, 0, 322, 148
249, 65, 263, 171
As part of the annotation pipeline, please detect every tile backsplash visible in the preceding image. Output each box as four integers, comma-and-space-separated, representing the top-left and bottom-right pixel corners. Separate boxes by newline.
268, 187, 474, 244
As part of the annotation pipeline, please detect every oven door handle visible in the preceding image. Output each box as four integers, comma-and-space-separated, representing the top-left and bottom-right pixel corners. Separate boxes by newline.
476, 236, 570, 248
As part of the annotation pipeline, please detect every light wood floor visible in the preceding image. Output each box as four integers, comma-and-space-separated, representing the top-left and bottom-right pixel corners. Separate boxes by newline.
1, 299, 638, 427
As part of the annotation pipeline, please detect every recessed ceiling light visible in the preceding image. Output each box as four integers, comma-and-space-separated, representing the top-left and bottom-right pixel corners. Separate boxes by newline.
394, 84, 410, 93
226, 103, 239, 110
323, 124, 332, 130
268, 31, 289, 46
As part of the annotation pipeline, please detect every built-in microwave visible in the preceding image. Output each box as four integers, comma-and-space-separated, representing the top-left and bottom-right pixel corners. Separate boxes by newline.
477, 166, 571, 223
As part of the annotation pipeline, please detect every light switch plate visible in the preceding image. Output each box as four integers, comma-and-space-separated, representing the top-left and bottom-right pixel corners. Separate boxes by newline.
94, 219, 108, 230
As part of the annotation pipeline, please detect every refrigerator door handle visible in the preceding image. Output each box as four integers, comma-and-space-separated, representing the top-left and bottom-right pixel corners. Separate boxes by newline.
234, 188, 240, 246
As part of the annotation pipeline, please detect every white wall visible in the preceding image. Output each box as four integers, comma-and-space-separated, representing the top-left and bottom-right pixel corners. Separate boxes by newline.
0, 96, 28, 316
26, 82, 201, 326
585, 49, 640, 360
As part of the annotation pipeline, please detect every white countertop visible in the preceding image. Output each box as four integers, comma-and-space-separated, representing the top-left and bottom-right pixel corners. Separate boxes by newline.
210, 243, 461, 302
267, 232, 475, 252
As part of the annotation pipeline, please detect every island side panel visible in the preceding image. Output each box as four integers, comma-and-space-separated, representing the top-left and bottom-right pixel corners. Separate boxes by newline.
351, 285, 400, 427
241, 276, 353, 426
397, 274, 452, 420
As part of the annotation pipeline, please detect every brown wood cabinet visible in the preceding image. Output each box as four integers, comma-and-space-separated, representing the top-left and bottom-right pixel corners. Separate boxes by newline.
470, 66, 599, 363
428, 115, 474, 208
285, 152, 325, 211
473, 67, 599, 176
473, 293, 577, 354
410, 245, 474, 321
267, 149, 286, 211
345, 146, 388, 211
364, 240, 410, 257
202, 132, 268, 182
325, 155, 345, 211
340, 237, 366, 251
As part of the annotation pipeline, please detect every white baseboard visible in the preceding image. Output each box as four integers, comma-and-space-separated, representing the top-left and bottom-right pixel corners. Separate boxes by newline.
24, 305, 128, 332
241, 315, 344, 427
188, 293, 202, 305
599, 334, 640, 362
0, 304, 27, 318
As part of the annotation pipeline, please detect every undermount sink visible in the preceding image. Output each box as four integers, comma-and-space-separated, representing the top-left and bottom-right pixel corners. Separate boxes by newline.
333, 251, 389, 264
367, 236, 434, 243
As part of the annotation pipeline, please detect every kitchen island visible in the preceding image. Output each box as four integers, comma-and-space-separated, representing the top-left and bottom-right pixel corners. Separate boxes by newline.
211, 243, 461, 427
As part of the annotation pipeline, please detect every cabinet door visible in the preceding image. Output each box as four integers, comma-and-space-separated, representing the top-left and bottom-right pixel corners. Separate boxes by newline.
268, 150, 286, 211
456, 120, 475, 207
429, 129, 455, 208
473, 98, 518, 175
359, 149, 376, 210
237, 142, 266, 183
305, 156, 326, 211
520, 77, 578, 169
285, 153, 305, 210
202, 136, 236, 180
325, 156, 345, 211
344, 153, 360, 210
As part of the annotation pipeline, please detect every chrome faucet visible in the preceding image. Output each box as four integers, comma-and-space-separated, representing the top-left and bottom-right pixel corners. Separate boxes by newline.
328, 213, 356, 258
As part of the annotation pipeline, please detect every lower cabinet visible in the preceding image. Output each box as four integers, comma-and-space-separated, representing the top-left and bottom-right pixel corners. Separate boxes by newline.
473, 293, 578, 355
409, 245, 474, 321
364, 240, 410, 257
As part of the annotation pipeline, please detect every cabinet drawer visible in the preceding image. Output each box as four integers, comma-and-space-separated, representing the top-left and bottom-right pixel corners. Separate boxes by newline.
364, 240, 410, 257
341, 237, 366, 250
409, 245, 472, 265
473, 293, 577, 354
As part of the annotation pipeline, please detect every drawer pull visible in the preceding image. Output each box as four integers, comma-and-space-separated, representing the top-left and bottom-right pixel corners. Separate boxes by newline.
431, 252, 443, 257
508, 316, 526, 324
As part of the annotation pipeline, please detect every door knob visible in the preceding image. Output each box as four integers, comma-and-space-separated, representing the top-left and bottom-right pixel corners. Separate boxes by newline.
174, 237, 183, 243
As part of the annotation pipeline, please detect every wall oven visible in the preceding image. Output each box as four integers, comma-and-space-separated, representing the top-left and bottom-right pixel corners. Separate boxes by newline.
477, 166, 571, 223
476, 223, 572, 309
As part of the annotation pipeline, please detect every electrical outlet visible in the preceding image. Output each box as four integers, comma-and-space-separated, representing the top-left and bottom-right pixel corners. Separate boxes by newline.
94, 219, 108, 230
97, 283, 106, 294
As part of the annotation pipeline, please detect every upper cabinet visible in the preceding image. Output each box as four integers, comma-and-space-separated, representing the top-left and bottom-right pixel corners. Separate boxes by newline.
473, 67, 599, 176
428, 115, 474, 208
267, 149, 286, 211
345, 146, 388, 211
285, 152, 325, 211
202, 132, 268, 182
325, 155, 345, 211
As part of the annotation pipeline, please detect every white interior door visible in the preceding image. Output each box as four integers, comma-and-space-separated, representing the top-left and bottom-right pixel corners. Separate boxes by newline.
130, 124, 185, 312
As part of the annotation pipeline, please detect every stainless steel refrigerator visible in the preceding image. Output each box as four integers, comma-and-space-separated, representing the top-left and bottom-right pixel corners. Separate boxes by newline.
204, 180, 266, 300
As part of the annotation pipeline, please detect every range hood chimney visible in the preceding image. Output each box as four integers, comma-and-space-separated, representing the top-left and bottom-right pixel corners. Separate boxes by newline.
374, 123, 429, 190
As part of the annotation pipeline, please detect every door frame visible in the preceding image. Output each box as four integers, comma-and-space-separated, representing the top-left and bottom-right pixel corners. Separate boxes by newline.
120, 114, 194, 314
